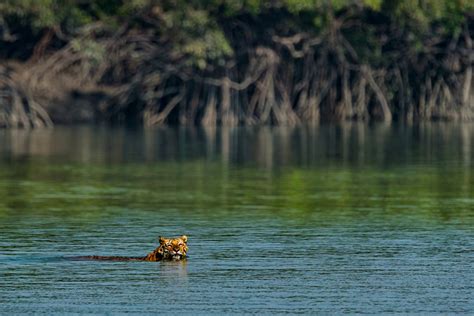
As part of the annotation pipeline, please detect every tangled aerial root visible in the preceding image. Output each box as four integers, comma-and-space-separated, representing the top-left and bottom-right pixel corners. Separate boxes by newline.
0, 11, 472, 128
102, 21, 473, 126
0, 67, 53, 128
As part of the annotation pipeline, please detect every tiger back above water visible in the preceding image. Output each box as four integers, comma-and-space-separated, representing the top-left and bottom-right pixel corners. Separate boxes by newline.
72, 235, 188, 262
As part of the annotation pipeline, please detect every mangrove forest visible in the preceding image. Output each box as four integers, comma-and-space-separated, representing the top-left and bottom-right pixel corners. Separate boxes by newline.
0, 0, 473, 127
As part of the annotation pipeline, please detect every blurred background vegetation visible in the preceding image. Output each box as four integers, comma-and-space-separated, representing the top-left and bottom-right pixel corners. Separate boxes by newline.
0, 0, 473, 127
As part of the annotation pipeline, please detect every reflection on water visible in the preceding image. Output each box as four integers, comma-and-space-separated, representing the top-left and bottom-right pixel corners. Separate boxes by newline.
1, 123, 472, 167
0, 123, 473, 314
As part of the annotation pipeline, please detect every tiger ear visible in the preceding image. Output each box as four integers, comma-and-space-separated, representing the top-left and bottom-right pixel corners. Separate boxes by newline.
181, 235, 188, 243
158, 236, 166, 244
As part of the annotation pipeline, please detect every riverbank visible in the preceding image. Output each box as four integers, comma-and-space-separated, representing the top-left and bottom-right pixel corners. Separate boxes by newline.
1, 1, 473, 127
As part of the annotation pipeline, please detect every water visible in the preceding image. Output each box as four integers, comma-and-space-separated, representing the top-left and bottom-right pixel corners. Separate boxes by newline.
0, 124, 473, 314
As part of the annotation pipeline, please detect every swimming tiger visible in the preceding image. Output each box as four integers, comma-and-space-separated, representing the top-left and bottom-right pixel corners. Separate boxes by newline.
72, 235, 188, 261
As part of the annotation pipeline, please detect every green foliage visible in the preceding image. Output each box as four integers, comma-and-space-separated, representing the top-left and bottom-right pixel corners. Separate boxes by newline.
363, 0, 382, 11
160, 7, 233, 68
382, 0, 471, 34
0, 0, 127, 33
0, 0, 58, 29
2, 0, 471, 37
284, 0, 380, 13
117, 0, 150, 16
70, 38, 106, 64
0, 0, 471, 65
284, 0, 323, 13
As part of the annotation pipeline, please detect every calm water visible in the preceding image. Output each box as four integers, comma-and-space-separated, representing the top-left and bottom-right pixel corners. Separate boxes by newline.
0, 124, 473, 314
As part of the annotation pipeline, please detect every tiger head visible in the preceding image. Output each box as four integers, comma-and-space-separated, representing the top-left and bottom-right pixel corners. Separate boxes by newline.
157, 235, 188, 260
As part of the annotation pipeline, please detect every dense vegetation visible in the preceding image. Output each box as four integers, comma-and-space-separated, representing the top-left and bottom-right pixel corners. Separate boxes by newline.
0, 0, 473, 127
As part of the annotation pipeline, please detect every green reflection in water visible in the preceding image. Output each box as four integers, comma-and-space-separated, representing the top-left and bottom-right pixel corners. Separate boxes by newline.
0, 158, 472, 228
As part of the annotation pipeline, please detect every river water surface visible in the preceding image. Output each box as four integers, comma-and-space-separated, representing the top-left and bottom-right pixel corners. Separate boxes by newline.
0, 124, 473, 314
